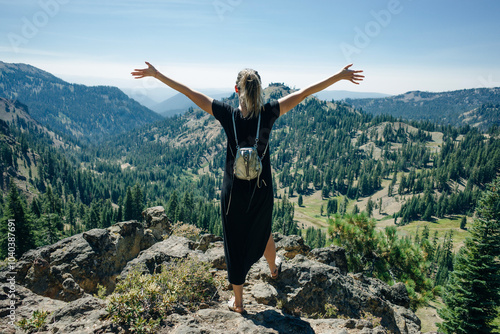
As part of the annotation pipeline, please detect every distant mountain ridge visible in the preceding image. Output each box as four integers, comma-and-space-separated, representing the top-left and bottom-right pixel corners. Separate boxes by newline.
314, 90, 391, 101
0, 61, 163, 142
347, 87, 500, 131
148, 89, 388, 117
151, 90, 232, 117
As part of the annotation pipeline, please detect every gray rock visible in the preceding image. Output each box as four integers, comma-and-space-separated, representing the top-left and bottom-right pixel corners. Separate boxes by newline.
308, 246, 348, 274
270, 255, 420, 333
142, 206, 172, 240
275, 233, 311, 259
171, 324, 210, 334
6, 220, 157, 301
119, 235, 196, 279
49, 296, 109, 333
250, 282, 278, 306
388, 283, 411, 308
83, 228, 112, 253
196, 242, 226, 270
196, 234, 223, 252
195, 308, 315, 334
0, 284, 66, 333
61, 277, 85, 299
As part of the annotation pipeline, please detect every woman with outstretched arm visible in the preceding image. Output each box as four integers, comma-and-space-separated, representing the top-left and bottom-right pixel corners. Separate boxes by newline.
132, 62, 364, 314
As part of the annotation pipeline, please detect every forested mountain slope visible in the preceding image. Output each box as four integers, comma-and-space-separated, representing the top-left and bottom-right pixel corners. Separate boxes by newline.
0, 61, 163, 142
347, 87, 500, 131
0, 98, 70, 197
2, 79, 499, 247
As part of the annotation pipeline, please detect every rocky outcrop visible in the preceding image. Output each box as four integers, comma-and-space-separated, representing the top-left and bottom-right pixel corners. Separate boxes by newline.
0, 207, 423, 334
7, 221, 157, 302
142, 206, 172, 241
308, 245, 348, 275
244, 255, 419, 334
4, 208, 172, 303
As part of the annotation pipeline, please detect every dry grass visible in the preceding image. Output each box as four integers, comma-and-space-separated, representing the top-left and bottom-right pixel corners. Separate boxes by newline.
415, 299, 444, 333
395, 217, 470, 252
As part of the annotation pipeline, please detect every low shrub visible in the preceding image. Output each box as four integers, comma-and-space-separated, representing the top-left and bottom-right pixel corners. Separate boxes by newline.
106, 257, 219, 333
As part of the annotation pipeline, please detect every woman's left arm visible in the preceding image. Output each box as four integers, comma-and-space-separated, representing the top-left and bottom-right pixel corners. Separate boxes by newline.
278, 64, 364, 116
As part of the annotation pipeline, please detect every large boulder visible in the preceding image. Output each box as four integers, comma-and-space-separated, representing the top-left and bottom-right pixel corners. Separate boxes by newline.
142, 206, 172, 240
247, 253, 420, 334
275, 233, 311, 259
118, 235, 196, 279
5, 220, 156, 301
0, 284, 66, 334
308, 245, 349, 275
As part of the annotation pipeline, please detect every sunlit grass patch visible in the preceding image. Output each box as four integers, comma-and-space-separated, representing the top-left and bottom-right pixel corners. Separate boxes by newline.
396, 216, 469, 252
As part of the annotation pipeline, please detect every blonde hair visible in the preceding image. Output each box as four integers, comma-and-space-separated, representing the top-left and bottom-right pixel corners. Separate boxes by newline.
236, 68, 263, 118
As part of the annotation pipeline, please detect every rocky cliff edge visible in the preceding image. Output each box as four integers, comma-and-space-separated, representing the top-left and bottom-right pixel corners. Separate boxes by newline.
0, 206, 422, 334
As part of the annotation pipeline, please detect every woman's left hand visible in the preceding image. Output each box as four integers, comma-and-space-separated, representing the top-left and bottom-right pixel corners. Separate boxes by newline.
338, 64, 364, 85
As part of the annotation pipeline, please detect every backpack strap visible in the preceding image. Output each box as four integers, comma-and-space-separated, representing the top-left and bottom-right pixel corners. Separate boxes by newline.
232, 109, 261, 150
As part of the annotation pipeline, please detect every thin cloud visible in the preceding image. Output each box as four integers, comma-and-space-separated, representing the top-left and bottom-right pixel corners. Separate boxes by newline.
0, 46, 73, 57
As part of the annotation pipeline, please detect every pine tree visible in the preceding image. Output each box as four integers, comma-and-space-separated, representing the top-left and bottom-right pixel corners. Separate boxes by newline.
115, 196, 123, 223
434, 230, 454, 287
87, 201, 101, 229
41, 213, 61, 245
422, 202, 433, 221
460, 216, 467, 230
167, 191, 179, 222
123, 187, 134, 221
0, 182, 35, 258
438, 177, 500, 334
366, 198, 374, 217
326, 199, 337, 218
132, 184, 144, 221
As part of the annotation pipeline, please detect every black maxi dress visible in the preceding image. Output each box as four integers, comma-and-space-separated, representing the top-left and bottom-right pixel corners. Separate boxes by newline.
212, 99, 280, 285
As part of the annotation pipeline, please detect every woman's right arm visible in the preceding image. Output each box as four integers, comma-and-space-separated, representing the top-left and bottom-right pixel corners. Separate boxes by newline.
132, 62, 214, 115
278, 64, 364, 116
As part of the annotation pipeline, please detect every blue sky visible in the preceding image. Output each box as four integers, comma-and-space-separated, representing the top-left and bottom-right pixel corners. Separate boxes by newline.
1, 0, 500, 102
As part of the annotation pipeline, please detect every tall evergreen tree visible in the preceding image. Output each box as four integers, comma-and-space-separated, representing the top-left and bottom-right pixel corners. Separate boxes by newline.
438, 177, 500, 334
0, 182, 35, 258
167, 191, 179, 222
123, 187, 134, 221
87, 201, 101, 229
132, 184, 144, 221
41, 213, 61, 246
434, 230, 454, 287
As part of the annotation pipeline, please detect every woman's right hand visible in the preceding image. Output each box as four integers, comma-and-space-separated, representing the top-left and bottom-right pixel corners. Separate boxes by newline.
131, 61, 158, 79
